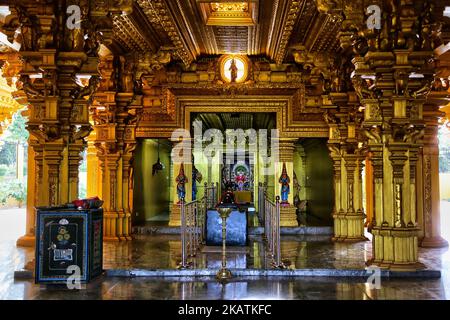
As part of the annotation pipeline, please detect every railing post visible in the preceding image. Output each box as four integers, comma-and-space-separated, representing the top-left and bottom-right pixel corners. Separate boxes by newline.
178, 197, 188, 268
201, 197, 206, 244
194, 202, 199, 253
204, 182, 208, 208
188, 203, 194, 257
275, 195, 281, 268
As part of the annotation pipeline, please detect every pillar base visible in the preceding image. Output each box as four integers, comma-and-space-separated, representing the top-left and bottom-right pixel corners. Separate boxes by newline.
333, 212, 366, 242
332, 235, 369, 242
366, 259, 426, 272
371, 227, 421, 271
420, 236, 449, 248
103, 236, 121, 242
16, 234, 35, 247
280, 206, 298, 227
169, 204, 181, 227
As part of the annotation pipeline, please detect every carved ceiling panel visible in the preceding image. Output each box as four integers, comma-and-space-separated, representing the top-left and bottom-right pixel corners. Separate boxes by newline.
213, 26, 248, 54
106, 0, 343, 64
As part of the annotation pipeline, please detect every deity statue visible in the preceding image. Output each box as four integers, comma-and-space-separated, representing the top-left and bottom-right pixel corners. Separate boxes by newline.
229, 58, 238, 83
234, 170, 246, 191
176, 164, 188, 204
279, 163, 290, 205
218, 183, 236, 206
192, 165, 203, 200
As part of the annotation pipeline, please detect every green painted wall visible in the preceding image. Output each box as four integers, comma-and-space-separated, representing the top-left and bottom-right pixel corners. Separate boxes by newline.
133, 139, 172, 224
301, 139, 334, 226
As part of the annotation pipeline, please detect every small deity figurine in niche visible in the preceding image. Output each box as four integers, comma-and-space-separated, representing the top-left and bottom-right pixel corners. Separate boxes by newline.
279, 163, 290, 205
234, 170, 246, 191
192, 165, 202, 200
229, 58, 238, 83
176, 163, 188, 204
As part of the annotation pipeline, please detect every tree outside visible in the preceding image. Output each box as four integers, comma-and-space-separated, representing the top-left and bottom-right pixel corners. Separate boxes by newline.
0, 111, 28, 208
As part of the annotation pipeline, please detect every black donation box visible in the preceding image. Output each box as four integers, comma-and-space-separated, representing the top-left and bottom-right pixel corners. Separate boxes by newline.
35, 206, 103, 284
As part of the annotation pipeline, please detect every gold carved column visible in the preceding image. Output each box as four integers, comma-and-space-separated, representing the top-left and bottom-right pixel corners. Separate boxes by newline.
419, 98, 448, 247
365, 156, 374, 228
93, 53, 140, 240
16, 137, 37, 247
354, 48, 430, 270
86, 129, 101, 197
325, 93, 366, 242
276, 138, 298, 227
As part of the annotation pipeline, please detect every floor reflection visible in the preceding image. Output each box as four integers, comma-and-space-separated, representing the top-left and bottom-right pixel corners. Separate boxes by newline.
1, 207, 450, 300
3, 277, 448, 300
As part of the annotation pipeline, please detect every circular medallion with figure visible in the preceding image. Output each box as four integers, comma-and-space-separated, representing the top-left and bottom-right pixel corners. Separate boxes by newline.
219, 55, 249, 83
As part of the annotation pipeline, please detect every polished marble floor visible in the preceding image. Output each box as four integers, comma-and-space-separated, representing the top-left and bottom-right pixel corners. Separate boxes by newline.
1, 205, 450, 300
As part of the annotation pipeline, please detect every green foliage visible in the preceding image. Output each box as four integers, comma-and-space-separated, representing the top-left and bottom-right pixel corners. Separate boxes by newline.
0, 164, 15, 178
0, 112, 29, 168
0, 179, 26, 206
3, 112, 29, 144
0, 142, 16, 166
0, 164, 8, 177
79, 183, 87, 199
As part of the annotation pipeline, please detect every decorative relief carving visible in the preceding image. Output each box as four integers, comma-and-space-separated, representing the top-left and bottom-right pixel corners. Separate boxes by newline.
136, 0, 193, 66
424, 155, 432, 238
394, 183, 403, 228
274, 0, 301, 65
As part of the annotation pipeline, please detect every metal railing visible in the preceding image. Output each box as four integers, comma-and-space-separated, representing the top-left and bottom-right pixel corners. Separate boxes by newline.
257, 182, 267, 223
204, 182, 218, 209
258, 184, 283, 268
179, 196, 207, 268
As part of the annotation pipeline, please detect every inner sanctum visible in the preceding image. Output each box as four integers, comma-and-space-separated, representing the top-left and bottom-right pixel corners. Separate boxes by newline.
2, 0, 450, 297
132, 111, 334, 230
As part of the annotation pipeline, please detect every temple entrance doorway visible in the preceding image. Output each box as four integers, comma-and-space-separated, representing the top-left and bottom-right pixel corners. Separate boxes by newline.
133, 138, 173, 226
191, 112, 277, 213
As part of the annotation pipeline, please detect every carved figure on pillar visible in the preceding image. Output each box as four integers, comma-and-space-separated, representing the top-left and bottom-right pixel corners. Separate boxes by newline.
279, 163, 290, 206
176, 163, 188, 204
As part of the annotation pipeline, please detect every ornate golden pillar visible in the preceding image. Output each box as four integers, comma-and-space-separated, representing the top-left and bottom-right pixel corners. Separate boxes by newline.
86, 129, 101, 197
354, 49, 430, 270
98, 151, 121, 242
419, 100, 448, 247
93, 54, 139, 241
341, 152, 366, 241
325, 93, 366, 242
365, 156, 374, 228
276, 138, 298, 227
121, 147, 134, 241
327, 124, 345, 240
67, 142, 85, 201
16, 138, 37, 247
